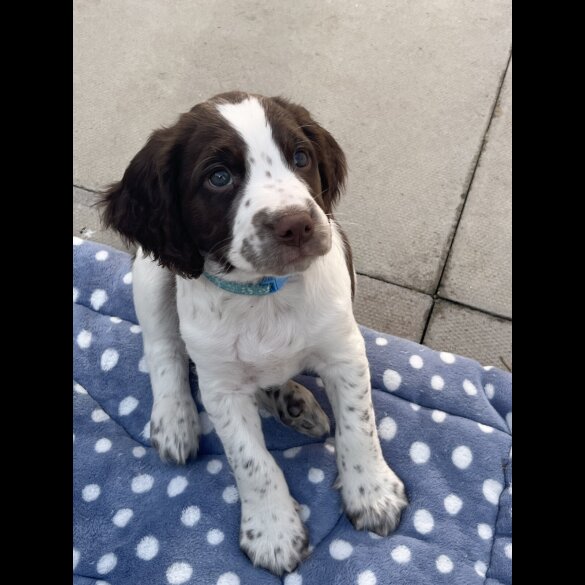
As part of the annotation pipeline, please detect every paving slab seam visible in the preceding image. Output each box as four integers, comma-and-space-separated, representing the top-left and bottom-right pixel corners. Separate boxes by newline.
435, 295, 512, 322
420, 49, 513, 344
355, 270, 430, 297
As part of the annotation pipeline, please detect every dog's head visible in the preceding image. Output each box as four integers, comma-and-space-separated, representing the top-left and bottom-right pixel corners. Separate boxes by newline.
100, 92, 347, 278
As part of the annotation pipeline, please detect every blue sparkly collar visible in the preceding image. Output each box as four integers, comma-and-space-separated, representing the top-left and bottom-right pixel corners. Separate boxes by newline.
202, 272, 289, 296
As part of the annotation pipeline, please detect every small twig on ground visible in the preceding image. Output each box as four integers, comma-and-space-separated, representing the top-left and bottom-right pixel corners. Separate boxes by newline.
499, 356, 512, 372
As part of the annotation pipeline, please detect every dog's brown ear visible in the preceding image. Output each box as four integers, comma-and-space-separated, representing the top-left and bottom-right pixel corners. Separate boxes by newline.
270, 97, 347, 215
98, 121, 204, 278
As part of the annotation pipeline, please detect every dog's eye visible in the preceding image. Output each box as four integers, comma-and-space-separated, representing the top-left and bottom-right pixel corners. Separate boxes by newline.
293, 149, 309, 168
209, 168, 232, 188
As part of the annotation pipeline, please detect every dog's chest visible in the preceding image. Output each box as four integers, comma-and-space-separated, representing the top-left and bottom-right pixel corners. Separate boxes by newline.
176, 282, 324, 383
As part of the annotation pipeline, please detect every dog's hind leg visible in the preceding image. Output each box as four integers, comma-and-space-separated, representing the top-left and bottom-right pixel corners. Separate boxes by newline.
256, 380, 330, 438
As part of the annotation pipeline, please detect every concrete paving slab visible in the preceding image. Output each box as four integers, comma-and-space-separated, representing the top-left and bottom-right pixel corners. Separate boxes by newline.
438, 62, 512, 317
74, 0, 512, 293
73, 186, 132, 252
353, 274, 432, 342
423, 300, 511, 369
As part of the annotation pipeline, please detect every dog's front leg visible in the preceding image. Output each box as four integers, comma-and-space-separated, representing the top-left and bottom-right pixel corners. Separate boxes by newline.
198, 375, 309, 575
317, 330, 408, 535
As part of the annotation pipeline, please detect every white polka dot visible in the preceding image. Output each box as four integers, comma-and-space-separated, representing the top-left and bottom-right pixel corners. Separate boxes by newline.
284, 446, 302, 458
284, 572, 302, 585
409, 355, 423, 369
97, 553, 117, 574
357, 569, 377, 585
222, 485, 239, 504
73, 433, 75, 443
484, 365, 494, 371
123, 272, 133, 285
378, 416, 397, 440
477, 523, 493, 540
167, 476, 188, 497
383, 369, 402, 391
368, 531, 382, 540
207, 459, 223, 474
112, 508, 133, 527
483, 479, 503, 505
431, 410, 447, 423
308, 467, 325, 483
440, 352, 455, 364
506, 412, 512, 431
95, 250, 109, 261
110, 316, 122, 324
73, 548, 80, 570
119, 396, 139, 416
484, 383, 495, 399
200, 411, 214, 434
181, 506, 201, 527
166, 562, 193, 584
329, 539, 353, 560
207, 528, 224, 545
300, 504, 311, 521
505, 543, 512, 559
315, 377, 324, 387
391, 545, 411, 563
95, 438, 112, 453
217, 572, 240, 585
413, 509, 434, 534
82, 484, 101, 502
463, 379, 478, 395
76, 329, 92, 349
474, 560, 487, 577
375, 337, 388, 346
452, 446, 473, 469
91, 408, 110, 422
73, 236, 83, 245
74, 383, 87, 394
101, 348, 119, 371
410, 403, 421, 411
143, 421, 151, 439
73, 287, 79, 302
130, 325, 142, 334
136, 535, 159, 560
409, 441, 430, 464
478, 423, 494, 433
138, 356, 149, 373
431, 375, 445, 390
132, 474, 154, 494
444, 494, 463, 515
90, 289, 108, 310
258, 407, 271, 418
436, 555, 453, 573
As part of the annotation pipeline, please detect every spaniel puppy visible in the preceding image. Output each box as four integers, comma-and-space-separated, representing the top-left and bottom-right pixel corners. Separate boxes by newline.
100, 92, 408, 575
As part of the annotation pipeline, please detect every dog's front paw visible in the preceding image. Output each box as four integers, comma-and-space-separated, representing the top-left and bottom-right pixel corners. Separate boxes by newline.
340, 463, 408, 536
240, 498, 309, 575
150, 397, 200, 464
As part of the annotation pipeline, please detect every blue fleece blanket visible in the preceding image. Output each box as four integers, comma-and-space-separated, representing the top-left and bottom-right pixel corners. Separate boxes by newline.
73, 238, 512, 585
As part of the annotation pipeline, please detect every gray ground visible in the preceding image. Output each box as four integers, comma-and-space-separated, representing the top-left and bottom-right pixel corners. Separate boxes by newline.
73, 0, 511, 369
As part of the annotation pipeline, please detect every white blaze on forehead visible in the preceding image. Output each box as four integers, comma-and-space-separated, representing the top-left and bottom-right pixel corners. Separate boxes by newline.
216, 97, 285, 168
215, 96, 320, 272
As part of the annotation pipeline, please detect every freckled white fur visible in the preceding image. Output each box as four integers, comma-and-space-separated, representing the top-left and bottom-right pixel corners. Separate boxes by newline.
217, 97, 329, 272
132, 98, 407, 574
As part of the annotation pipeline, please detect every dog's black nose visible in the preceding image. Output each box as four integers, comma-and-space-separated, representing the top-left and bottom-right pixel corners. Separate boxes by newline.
273, 212, 314, 246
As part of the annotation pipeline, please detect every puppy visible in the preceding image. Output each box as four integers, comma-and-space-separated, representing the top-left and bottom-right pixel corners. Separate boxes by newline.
100, 92, 408, 575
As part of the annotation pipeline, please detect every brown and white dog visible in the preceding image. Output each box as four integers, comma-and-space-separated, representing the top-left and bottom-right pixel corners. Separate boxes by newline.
100, 92, 407, 575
